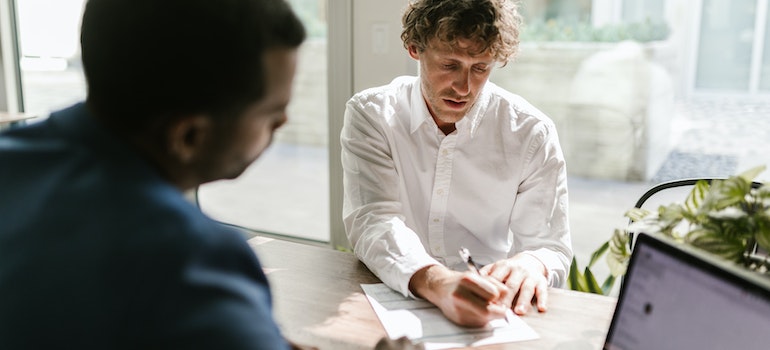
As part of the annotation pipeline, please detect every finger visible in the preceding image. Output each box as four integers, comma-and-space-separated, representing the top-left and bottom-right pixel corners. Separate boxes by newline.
483, 262, 512, 283
512, 279, 537, 315
395, 336, 425, 350
454, 277, 509, 320
451, 288, 507, 326
504, 267, 526, 292
454, 289, 509, 316
534, 279, 549, 312
458, 273, 503, 302
498, 280, 516, 308
373, 336, 393, 350
478, 262, 493, 275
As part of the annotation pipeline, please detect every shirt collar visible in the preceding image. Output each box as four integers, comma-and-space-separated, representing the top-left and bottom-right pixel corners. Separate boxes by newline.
408, 77, 493, 136
409, 77, 433, 134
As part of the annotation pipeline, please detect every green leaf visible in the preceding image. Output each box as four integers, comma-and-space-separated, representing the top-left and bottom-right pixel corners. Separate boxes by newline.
738, 165, 766, 183
711, 177, 749, 210
568, 256, 588, 292
584, 267, 603, 294
684, 179, 709, 213
624, 208, 650, 222
601, 275, 617, 295
755, 219, 770, 253
606, 229, 631, 277
688, 233, 745, 262
587, 241, 610, 268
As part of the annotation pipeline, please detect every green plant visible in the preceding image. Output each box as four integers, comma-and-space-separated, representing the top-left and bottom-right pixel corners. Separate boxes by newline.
570, 165, 770, 295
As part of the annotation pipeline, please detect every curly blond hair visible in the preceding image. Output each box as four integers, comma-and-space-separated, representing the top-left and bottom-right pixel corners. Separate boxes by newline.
401, 0, 522, 62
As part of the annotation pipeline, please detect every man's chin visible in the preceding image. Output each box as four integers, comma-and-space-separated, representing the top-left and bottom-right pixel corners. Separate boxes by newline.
435, 111, 467, 124
202, 165, 250, 184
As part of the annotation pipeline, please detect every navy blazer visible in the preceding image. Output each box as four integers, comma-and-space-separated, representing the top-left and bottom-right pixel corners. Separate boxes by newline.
0, 103, 290, 349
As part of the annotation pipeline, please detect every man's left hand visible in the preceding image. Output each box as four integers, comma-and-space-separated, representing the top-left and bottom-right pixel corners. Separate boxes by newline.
479, 253, 548, 315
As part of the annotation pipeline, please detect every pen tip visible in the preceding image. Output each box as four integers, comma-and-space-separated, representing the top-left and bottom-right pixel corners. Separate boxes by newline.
459, 247, 470, 261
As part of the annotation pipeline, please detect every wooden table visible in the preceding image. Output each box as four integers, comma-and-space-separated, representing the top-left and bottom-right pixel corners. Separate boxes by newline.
250, 237, 617, 350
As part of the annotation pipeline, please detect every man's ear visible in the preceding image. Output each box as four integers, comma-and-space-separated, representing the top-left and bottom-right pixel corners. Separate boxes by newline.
166, 114, 212, 165
407, 44, 421, 60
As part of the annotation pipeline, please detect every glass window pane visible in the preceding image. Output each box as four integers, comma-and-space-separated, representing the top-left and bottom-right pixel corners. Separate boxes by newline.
759, 1, 770, 91
695, 0, 756, 90
16, 0, 86, 117
197, 0, 330, 243
13, 0, 330, 243
621, 0, 665, 23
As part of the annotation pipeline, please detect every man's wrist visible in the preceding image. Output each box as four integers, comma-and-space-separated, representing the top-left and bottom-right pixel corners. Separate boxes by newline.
408, 264, 447, 302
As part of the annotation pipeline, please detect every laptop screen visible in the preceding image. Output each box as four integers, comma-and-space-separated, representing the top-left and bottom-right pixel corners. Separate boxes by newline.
604, 233, 770, 350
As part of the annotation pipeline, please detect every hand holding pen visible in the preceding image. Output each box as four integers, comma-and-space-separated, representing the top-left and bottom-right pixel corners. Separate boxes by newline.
408, 248, 512, 327
465, 247, 550, 315
459, 247, 515, 322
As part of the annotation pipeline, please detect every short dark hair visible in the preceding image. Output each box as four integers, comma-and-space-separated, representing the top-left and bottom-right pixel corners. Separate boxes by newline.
80, 0, 305, 131
401, 0, 521, 62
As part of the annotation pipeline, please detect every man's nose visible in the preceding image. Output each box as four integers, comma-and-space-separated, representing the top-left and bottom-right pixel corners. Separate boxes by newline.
452, 69, 471, 96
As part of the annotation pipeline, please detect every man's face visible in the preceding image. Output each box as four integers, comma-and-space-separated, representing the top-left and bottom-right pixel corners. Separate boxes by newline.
203, 48, 298, 181
409, 38, 495, 130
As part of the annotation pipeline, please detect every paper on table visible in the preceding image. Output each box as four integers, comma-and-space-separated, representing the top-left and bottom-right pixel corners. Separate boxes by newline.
361, 283, 539, 349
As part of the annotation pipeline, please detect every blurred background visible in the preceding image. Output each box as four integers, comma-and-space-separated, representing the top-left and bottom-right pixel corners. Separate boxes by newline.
3, 0, 770, 278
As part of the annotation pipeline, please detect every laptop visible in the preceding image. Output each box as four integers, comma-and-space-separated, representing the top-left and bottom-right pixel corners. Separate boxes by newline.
603, 232, 770, 350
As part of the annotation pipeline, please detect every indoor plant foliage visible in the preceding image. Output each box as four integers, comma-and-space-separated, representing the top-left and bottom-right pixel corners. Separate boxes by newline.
570, 166, 770, 295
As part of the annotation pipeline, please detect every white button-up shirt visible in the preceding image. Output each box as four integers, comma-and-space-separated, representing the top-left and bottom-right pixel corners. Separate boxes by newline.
341, 76, 572, 297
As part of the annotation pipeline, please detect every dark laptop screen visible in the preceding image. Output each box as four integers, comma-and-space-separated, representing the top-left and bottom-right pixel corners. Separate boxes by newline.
604, 233, 770, 350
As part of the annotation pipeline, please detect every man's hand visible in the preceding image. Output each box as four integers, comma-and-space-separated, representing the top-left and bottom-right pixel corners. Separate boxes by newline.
408, 264, 510, 327
480, 253, 548, 315
375, 336, 424, 350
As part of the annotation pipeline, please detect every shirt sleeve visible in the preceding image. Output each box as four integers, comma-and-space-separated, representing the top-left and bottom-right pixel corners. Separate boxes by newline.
509, 120, 573, 287
341, 98, 440, 298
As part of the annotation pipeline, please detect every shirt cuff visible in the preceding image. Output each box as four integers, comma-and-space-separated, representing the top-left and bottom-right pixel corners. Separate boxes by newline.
520, 249, 563, 287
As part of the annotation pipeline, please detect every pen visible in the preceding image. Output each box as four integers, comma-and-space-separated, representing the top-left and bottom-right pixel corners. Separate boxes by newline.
459, 247, 516, 323
459, 246, 481, 274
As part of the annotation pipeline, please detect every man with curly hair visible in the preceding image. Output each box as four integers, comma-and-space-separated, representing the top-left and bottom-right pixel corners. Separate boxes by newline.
342, 0, 572, 327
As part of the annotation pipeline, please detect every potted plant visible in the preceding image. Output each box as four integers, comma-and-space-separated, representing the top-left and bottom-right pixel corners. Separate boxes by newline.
569, 165, 770, 295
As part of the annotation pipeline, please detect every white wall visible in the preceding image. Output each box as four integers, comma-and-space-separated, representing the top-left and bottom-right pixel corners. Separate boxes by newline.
352, 0, 416, 92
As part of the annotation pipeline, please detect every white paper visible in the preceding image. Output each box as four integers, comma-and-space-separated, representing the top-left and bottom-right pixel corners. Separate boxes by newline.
361, 283, 539, 349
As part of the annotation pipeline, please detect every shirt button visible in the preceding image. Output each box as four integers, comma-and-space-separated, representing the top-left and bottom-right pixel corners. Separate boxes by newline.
433, 218, 439, 223
442, 150, 448, 156
437, 189, 444, 195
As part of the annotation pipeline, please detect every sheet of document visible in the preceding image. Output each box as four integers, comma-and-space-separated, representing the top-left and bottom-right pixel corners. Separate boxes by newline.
361, 283, 539, 349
